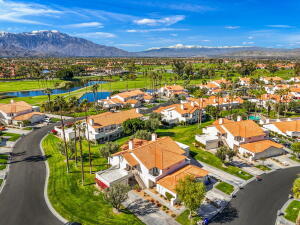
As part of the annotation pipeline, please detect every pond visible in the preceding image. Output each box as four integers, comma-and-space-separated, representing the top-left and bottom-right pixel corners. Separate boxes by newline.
1, 80, 107, 98
80, 92, 111, 102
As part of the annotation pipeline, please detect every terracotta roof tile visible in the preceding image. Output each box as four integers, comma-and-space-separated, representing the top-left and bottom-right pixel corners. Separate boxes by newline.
157, 165, 208, 192
240, 140, 283, 153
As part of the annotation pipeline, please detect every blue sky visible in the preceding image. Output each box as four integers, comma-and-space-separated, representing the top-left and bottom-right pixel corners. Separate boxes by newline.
1, 0, 300, 51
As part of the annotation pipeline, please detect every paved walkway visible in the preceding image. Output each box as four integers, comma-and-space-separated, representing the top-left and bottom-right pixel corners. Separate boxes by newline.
5, 127, 31, 135
199, 161, 245, 187
124, 191, 180, 225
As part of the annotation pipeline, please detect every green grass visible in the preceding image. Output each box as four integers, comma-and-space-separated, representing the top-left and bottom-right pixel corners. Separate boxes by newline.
215, 182, 234, 195
1, 132, 21, 141
290, 155, 300, 163
0, 79, 63, 93
42, 134, 143, 225
176, 210, 201, 225
284, 200, 300, 222
156, 123, 253, 180
255, 165, 271, 171
0, 179, 3, 186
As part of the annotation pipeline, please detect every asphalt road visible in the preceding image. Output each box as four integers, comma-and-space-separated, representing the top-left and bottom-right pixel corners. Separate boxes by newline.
211, 166, 300, 225
0, 125, 63, 225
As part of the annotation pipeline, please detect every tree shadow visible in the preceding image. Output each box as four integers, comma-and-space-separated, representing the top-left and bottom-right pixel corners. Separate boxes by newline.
126, 199, 159, 216
156, 131, 175, 137
211, 203, 238, 223
10, 154, 52, 163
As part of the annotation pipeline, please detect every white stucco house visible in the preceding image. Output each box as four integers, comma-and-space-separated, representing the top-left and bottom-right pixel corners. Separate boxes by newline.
95, 134, 208, 205
263, 120, 300, 137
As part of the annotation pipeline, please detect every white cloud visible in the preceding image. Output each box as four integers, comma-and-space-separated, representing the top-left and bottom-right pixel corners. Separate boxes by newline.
225, 26, 240, 29
267, 25, 294, 28
64, 22, 103, 28
126, 28, 189, 33
248, 36, 254, 39
75, 32, 116, 38
0, 0, 60, 24
201, 39, 211, 42
134, 15, 185, 26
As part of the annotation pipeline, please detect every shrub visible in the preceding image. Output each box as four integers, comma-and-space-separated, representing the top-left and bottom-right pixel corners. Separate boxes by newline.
171, 214, 176, 218
165, 192, 174, 201
51, 129, 57, 135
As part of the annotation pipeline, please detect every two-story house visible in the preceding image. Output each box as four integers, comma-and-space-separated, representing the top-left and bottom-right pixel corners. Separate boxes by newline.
155, 102, 200, 125
197, 118, 285, 160
0, 100, 44, 126
159, 85, 188, 98
85, 109, 143, 143
95, 134, 208, 205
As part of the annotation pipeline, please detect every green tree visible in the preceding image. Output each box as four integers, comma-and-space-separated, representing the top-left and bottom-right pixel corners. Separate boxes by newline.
56, 68, 74, 80
216, 147, 227, 163
291, 142, 300, 158
292, 178, 300, 198
104, 183, 130, 212
175, 175, 206, 220
122, 118, 145, 135
44, 88, 53, 112
100, 142, 120, 167
133, 130, 152, 140
144, 118, 160, 132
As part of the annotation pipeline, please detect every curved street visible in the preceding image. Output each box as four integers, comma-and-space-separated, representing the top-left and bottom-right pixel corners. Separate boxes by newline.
0, 124, 299, 225
211, 166, 300, 225
0, 125, 63, 225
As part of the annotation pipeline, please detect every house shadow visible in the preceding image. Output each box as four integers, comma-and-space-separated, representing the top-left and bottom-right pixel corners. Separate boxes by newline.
211, 203, 238, 223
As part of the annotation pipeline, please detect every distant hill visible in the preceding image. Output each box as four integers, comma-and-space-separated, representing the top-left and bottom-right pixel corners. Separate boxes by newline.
136, 44, 293, 58
0, 30, 131, 57
1, 32, 300, 58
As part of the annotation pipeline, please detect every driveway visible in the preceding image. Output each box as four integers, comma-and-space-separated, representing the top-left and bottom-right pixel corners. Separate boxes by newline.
124, 191, 180, 225
210, 166, 300, 225
0, 125, 63, 225
199, 161, 245, 187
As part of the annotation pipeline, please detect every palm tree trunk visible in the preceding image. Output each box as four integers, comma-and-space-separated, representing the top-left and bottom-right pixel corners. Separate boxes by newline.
85, 107, 93, 174
60, 108, 69, 173
78, 127, 85, 185
73, 123, 78, 166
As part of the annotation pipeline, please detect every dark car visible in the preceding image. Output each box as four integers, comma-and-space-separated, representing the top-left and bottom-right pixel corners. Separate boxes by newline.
64, 222, 82, 225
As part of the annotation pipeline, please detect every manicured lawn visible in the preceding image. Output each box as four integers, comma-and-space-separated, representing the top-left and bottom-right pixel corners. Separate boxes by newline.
215, 182, 234, 195
284, 200, 300, 222
176, 210, 201, 225
0, 154, 8, 170
1, 132, 21, 141
0, 79, 63, 93
42, 134, 143, 225
290, 155, 300, 163
255, 165, 271, 171
156, 123, 253, 181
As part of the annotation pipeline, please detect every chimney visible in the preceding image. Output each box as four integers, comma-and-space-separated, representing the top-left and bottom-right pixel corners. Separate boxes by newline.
237, 116, 242, 121
181, 104, 184, 110
214, 98, 217, 103
219, 118, 224, 124
136, 108, 141, 114
106, 96, 110, 100
10, 99, 14, 104
151, 133, 157, 141
191, 101, 195, 107
128, 139, 134, 150
89, 119, 94, 126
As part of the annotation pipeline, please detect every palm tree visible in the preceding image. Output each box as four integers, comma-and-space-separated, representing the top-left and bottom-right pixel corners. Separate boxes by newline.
91, 83, 99, 108
78, 125, 85, 185
44, 88, 53, 112
73, 121, 78, 166
54, 96, 70, 173
82, 99, 93, 174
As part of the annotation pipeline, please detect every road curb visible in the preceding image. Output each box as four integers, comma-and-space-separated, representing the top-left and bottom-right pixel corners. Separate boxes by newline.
40, 134, 68, 224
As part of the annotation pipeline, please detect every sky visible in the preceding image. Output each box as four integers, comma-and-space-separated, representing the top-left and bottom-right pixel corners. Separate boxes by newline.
1, 0, 300, 51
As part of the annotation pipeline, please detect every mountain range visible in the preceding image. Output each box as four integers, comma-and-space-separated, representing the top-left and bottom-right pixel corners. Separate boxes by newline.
0, 30, 300, 58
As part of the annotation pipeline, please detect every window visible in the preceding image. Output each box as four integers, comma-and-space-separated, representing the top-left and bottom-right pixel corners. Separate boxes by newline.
150, 167, 160, 176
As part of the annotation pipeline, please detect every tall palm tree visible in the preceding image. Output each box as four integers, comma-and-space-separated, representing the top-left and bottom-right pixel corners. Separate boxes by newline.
91, 83, 99, 106
78, 125, 85, 185
54, 96, 70, 173
82, 99, 93, 174
44, 88, 53, 112
73, 121, 78, 166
